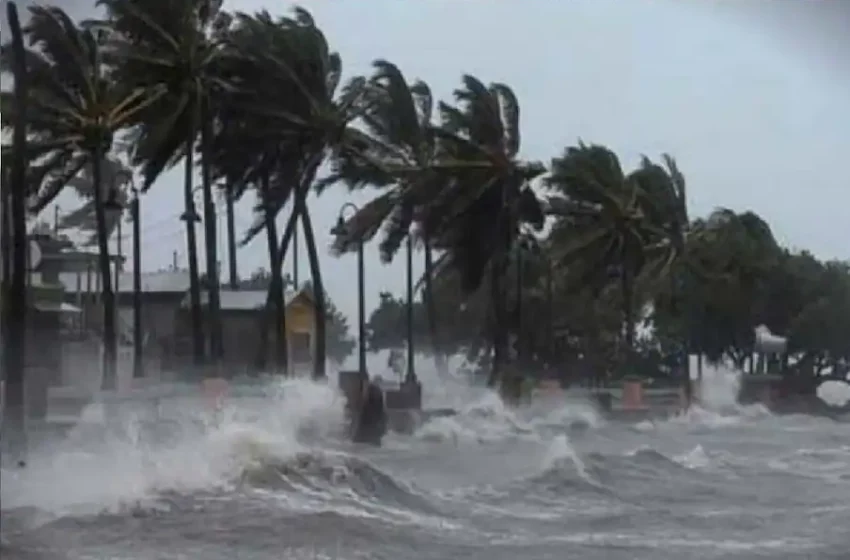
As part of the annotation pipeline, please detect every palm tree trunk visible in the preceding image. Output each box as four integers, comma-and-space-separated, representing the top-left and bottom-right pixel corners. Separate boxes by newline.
264, 194, 288, 373
226, 187, 238, 290
423, 236, 447, 377
621, 266, 635, 374
182, 131, 204, 372
671, 272, 691, 405
488, 262, 507, 387
2, 0, 29, 463
515, 250, 523, 365
93, 151, 118, 391
297, 197, 326, 379
697, 353, 703, 382
200, 107, 222, 367
254, 193, 298, 372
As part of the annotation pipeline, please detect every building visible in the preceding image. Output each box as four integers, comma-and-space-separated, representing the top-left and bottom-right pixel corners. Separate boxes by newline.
58, 268, 317, 378
1, 234, 97, 418
177, 287, 317, 376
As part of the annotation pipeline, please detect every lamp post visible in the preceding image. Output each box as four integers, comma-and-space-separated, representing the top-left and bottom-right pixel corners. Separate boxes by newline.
130, 185, 143, 379
405, 234, 416, 386
331, 203, 366, 375
180, 194, 204, 371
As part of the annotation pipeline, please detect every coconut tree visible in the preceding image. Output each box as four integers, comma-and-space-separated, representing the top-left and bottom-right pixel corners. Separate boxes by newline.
217, 8, 370, 378
323, 60, 448, 376
0, 5, 162, 390
627, 155, 694, 393
1, 0, 29, 462
99, 0, 232, 370
58, 155, 134, 245
423, 76, 546, 386
545, 144, 660, 371
205, 14, 309, 372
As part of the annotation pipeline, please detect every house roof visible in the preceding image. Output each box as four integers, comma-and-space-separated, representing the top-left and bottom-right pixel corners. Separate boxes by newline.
58, 267, 314, 310
58, 269, 191, 295
33, 301, 82, 313
180, 288, 312, 311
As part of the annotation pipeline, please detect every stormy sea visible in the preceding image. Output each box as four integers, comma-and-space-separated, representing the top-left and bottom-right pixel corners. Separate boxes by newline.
2, 366, 849, 560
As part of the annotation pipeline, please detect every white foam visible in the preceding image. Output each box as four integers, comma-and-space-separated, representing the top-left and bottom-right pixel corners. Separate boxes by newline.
816, 380, 850, 407
0, 377, 345, 515
540, 434, 594, 485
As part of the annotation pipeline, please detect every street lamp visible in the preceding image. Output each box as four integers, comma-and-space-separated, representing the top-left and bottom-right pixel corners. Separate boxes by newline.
130, 183, 143, 380
331, 203, 366, 376
405, 234, 417, 386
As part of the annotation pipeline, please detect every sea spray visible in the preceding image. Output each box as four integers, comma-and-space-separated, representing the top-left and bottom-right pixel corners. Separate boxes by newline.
0, 377, 345, 515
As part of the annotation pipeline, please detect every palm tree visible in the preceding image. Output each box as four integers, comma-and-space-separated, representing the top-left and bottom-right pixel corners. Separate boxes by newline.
216, 8, 369, 378
59, 155, 134, 245
1, 0, 30, 462
206, 13, 305, 373
423, 76, 546, 386
99, 0, 232, 370
323, 60, 447, 376
0, 5, 162, 390
545, 144, 657, 371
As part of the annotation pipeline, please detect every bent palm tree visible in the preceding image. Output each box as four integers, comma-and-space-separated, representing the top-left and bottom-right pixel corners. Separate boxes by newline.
324, 60, 447, 375
425, 76, 545, 386
221, 8, 369, 377
0, 5, 161, 390
545, 144, 657, 370
60, 155, 133, 245
1, 0, 30, 461
100, 0, 232, 370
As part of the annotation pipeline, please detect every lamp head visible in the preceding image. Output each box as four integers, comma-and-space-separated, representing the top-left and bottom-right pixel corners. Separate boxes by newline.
330, 214, 346, 236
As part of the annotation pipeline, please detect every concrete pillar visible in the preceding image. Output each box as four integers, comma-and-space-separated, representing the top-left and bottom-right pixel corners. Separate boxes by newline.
622, 379, 645, 410
202, 377, 229, 411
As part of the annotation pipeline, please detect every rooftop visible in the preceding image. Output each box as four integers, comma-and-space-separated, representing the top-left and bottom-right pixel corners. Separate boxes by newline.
59, 269, 190, 295
180, 288, 311, 311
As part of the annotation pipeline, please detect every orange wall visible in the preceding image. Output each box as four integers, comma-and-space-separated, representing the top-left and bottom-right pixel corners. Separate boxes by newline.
284, 295, 314, 336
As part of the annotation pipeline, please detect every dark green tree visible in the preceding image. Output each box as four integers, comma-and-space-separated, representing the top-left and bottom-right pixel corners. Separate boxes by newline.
1, 5, 161, 389
424, 76, 545, 386
100, 0, 232, 369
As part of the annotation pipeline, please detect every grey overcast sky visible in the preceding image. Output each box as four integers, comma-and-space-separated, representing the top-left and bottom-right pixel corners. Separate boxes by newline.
4, 0, 850, 326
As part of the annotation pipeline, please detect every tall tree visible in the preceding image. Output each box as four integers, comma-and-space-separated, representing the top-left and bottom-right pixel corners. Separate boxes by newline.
216, 8, 369, 378
100, 0, 231, 371
545, 144, 658, 370
1, 0, 29, 463
323, 60, 448, 375
58, 155, 133, 245
424, 76, 546, 386
0, 5, 161, 390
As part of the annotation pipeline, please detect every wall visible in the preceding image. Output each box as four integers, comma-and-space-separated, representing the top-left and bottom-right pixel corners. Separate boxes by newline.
285, 294, 315, 370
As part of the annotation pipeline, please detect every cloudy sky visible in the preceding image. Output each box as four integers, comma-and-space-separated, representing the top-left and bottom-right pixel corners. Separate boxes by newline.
4, 0, 850, 327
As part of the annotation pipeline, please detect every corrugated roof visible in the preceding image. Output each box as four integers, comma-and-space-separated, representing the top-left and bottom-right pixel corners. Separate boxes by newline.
180, 288, 310, 311
58, 270, 191, 294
